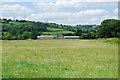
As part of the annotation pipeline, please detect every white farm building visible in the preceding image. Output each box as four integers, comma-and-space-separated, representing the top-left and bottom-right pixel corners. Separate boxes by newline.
37, 35, 80, 39
64, 36, 80, 39
37, 35, 57, 39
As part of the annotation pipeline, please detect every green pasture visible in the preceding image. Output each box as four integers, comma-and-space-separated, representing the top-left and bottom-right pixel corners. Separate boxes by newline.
43, 31, 74, 35
47, 27, 64, 31
0, 40, 2, 79
2, 40, 118, 78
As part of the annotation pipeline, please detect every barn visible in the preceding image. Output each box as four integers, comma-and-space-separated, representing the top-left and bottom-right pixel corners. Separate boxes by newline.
57, 34, 64, 39
37, 35, 57, 39
64, 36, 80, 39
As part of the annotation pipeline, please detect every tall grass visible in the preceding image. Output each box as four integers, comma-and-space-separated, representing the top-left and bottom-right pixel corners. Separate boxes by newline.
105, 38, 120, 44
2, 40, 118, 78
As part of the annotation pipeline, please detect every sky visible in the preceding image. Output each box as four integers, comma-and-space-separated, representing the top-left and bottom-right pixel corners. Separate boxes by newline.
1, 0, 119, 25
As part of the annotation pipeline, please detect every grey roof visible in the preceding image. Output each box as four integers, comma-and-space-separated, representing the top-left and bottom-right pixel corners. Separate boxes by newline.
37, 35, 57, 38
64, 36, 79, 38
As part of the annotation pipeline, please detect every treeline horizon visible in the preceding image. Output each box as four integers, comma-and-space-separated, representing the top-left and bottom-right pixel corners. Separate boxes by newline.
0, 18, 120, 40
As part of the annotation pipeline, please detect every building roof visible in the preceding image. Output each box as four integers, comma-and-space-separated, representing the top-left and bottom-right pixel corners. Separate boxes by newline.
64, 36, 79, 38
64, 36, 79, 39
37, 35, 57, 38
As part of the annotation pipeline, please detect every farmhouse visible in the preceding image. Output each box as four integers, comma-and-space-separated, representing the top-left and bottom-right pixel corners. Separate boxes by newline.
37, 35, 57, 39
37, 35, 80, 39
57, 34, 64, 39
64, 36, 80, 39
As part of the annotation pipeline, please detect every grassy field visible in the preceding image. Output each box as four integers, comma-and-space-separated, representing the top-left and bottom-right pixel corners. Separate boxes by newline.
2, 40, 118, 78
47, 27, 64, 31
0, 40, 2, 79
43, 31, 74, 35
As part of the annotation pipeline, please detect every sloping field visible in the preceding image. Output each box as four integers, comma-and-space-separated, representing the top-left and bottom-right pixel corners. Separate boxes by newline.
2, 40, 118, 78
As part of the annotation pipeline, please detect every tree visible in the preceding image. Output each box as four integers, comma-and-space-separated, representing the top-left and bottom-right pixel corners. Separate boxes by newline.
75, 29, 82, 36
5, 33, 13, 40
30, 31, 38, 39
17, 34, 25, 40
99, 19, 120, 38
22, 32, 30, 39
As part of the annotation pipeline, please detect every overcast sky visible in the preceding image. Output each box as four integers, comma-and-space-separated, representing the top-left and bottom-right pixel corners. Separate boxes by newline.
1, 0, 119, 25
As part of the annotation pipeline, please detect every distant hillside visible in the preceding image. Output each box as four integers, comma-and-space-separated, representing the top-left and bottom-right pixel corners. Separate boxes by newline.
1, 18, 99, 40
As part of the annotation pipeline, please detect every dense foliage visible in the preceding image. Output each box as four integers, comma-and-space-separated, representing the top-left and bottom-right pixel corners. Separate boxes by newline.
105, 38, 120, 44
0, 18, 119, 40
98, 19, 120, 38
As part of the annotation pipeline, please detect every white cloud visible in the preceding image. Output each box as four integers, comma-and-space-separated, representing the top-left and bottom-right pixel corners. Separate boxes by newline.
1, 4, 33, 15
0, 16, 14, 20
78, 9, 108, 15
33, 1, 117, 12
1, 0, 118, 25
81, 0, 119, 2
28, 9, 110, 25
2, 0, 119, 2
33, 0, 86, 11
113, 8, 118, 14
1, 9, 117, 25
0, 16, 29, 21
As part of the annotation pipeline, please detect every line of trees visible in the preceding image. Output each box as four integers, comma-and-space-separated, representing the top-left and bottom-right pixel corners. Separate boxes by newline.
98, 19, 120, 38
1, 19, 47, 40
1, 18, 120, 40
74, 19, 120, 39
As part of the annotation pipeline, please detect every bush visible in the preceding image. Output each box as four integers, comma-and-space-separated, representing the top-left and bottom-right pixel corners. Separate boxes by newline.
105, 38, 120, 44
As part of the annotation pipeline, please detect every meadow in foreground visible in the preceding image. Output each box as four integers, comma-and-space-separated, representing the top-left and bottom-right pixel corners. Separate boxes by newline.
2, 40, 118, 78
